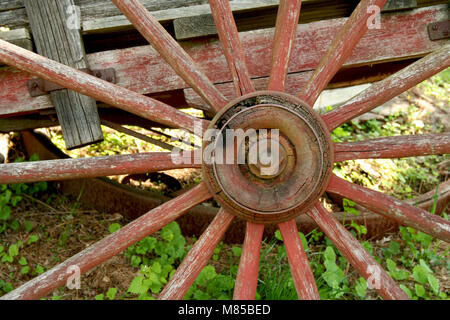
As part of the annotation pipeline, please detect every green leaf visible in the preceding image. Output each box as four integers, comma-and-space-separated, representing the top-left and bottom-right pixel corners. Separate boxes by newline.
1, 254, 13, 263
427, 274, 439, 295
393, 270, 409, 281
149, 282, 162, 294
343, 198, 360, 216
20, 266, 30, 275
419, 259, 432, 273
108, 223, 121, 234
128, 276, 147, 295
195, 266, 217, 287
415, 284, 426, 298
193, 290, 211, 300
298, 232, 308, 250
231, 246, 242, 257
388, 241, 401, 255
95, 294, 105, 300
386, 258, 397, 273
130, 255, 141, 268
2, 190, 12, 203
18, 257, 27, 266
29, 154, 40, 162
0, 205, 11, 221
385, 258, 409, 280
2, 282, 13, 293
27, 235, 39, 245
412, 265, 429, 285
35, 264, 44, 275
274, 230, 283, 241
106, 287, 118, 300
8, 244, 18, 257
151, 262, 162, 274
10, 196, 22, 207
324, 246, 336, 262
354, 277, 367, 298
400, 284, 413, 299
24, 221, 33, 233
9, 220, 19, 231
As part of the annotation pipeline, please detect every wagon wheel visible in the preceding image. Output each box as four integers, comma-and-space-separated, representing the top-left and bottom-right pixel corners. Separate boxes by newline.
0, 0, 449, 300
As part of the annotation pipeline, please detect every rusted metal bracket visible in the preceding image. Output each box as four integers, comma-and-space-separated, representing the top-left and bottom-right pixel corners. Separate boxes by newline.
427, 20, 450, 41
28, 68, 116, 97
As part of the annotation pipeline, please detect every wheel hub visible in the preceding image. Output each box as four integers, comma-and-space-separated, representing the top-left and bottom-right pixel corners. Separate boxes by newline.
202, 91, 334, 224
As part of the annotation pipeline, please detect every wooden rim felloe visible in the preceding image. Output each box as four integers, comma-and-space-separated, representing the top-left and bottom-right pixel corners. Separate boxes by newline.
0, 0, 449, 300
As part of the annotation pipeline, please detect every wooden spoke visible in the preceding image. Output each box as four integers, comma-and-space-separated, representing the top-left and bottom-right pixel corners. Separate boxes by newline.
307, 203, 409, 300
278, 219, 319, 300
298, 0, 387, 106
323, 44, 450, 131
334, 133, 450, 162
327, 175, 450, 242
268, 0, 302, 92
0, 151, 200, 184
158, 209, 235, 300
112, 0, 227, 112
233, 222, 264, 300
0, 183, 212, 300
209, 0, 255, 96
0, 39, 207, 134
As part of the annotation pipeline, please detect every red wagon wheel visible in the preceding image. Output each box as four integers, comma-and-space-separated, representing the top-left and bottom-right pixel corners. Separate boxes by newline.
0, 0, 449, 300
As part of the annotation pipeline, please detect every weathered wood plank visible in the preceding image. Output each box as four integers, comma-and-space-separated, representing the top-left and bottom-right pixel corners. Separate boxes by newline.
24, 0, 103, 149
0, 5, 447, 116
0, 0, 209, 30
383, 0, 417, 11
0, 28, 32, 50
92, 5, 448, 92
0, 0, 445, 34
173, 0, 439, 40
0, 0, 24, 12
82, 0, 447, 36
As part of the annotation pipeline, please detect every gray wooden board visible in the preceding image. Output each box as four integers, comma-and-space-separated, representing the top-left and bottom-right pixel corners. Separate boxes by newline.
0, 28, 32, 50
173, 0, 422, 40
24, 0, 103, 149
1, 0, 444, 34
